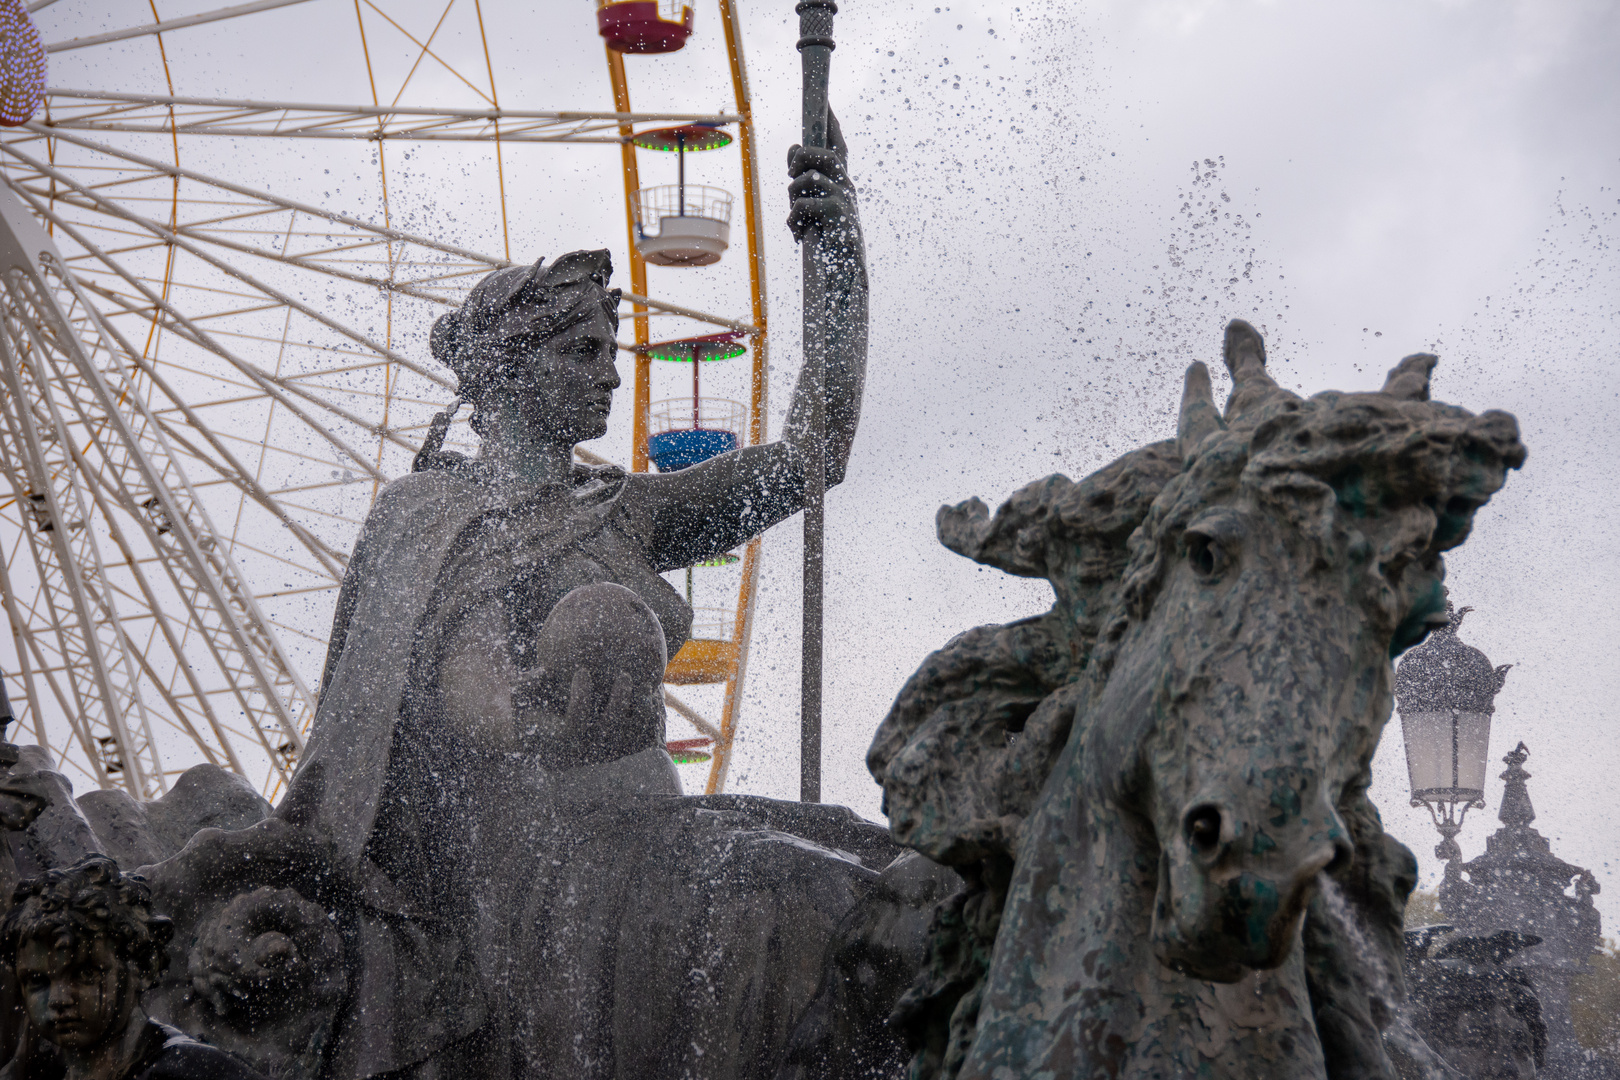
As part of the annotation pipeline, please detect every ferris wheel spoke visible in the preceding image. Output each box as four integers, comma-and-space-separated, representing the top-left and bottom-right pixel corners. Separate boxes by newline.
53, 296, 340, 605
36, 121, 639, 145
50, 404, 298, 788
45, 277, 306, 776
0, 486, 80, 761
43, 89, 740, 144
0, 281, 163, 796
7, 130, 755, 340
21, 123, 509, 267
77, 201, 469, 312
0, 573, 64, 755
74, 529, 239, 778
173, 232, 458, 310
44, 0, 318, 54
212, 528, 351, 575
662, 689, 722, 741
7, 293, 171, 791
9, 187, 397, 485
67, 318, 388, 521
140, 411, 348, 578
1, 190, 325, 790
619, 290, 757, 335
3, 150, 455, 392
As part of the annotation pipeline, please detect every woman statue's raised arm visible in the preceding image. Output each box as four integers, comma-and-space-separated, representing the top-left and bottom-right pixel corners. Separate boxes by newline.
631, 109, 869, 571
780, 107, 869, 488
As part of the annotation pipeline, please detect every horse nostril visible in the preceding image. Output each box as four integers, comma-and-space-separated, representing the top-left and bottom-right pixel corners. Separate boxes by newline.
1184, 804, 1223, 856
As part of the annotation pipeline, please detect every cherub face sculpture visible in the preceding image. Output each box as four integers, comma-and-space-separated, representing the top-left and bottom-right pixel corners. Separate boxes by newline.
14, 934, 140, 1051
2, 857, 170, 1057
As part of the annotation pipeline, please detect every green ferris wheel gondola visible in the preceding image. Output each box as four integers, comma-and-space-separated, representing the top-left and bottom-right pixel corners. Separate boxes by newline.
631, 124, 733, 153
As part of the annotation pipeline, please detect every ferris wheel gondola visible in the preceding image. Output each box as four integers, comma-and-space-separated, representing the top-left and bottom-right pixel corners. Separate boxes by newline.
630, 124, 734, 267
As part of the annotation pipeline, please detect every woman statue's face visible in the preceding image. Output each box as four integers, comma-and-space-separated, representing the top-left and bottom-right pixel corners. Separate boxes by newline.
498, 301, 620, 446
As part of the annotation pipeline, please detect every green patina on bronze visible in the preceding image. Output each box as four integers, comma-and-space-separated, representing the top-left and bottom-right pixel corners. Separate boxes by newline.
869, 324, 1526, 1080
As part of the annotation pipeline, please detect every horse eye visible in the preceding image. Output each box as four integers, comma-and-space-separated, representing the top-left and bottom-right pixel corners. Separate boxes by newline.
1185, 531, 1226, 579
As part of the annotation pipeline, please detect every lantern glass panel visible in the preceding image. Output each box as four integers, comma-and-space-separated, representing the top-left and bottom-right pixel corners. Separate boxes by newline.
1401, 709, 1493, 800
1453, 710, 1491, 793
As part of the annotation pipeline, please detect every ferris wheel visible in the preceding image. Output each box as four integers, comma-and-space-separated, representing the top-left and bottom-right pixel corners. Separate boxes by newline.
0, 0, 770, 801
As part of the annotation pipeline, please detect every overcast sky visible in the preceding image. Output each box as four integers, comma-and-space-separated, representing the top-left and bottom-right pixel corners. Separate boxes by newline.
31, 0, 1620, 926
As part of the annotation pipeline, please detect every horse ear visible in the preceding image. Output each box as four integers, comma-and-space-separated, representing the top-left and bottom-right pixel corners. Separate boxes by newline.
1221, 319, 1282, 420
1177, 361, 1223, 459
1382, 353, 1438, 401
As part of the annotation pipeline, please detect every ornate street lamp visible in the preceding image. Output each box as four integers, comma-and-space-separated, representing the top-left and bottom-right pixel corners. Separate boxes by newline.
1393, 605, 1512, 861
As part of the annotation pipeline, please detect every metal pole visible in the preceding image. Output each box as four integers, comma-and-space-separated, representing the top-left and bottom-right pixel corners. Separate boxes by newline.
796, 0, 834, 803
677, 131, 687, 215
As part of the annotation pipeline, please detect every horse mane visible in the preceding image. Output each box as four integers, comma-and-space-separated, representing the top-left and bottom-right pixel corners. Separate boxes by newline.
868, 439, 1182, 867
870, 437, 1184, 1078
1106, 332, 1525, 668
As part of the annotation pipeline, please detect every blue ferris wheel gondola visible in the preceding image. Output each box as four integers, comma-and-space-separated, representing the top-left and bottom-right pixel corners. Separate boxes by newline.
648, 428, 738, 472
642, 332, 747, 472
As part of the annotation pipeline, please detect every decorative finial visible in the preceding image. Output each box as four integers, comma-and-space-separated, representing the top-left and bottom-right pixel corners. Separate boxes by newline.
1497, 741, 1535, 828
1434, 824, 1464, 863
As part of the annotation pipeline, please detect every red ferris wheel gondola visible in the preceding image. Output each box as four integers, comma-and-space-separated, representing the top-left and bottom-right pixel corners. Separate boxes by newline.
596, 0, 694, 55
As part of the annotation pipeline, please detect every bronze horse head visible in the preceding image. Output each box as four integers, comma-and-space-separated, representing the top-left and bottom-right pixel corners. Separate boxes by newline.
870, 321, 1525, 1080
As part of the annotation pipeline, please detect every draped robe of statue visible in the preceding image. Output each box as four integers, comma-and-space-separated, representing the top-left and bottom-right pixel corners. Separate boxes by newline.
272, 458, 909, 1080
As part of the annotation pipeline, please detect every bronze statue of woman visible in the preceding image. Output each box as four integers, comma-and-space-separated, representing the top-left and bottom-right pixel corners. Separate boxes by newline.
266, 117, 876, 1079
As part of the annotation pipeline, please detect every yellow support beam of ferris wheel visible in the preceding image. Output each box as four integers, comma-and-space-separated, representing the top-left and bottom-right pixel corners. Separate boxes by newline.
604, 1, 768, 795
707, 0, 768, 795
605, 45, 652, 475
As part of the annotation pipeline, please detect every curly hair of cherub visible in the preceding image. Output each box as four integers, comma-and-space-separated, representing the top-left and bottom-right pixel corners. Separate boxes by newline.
0, 855, 173, 982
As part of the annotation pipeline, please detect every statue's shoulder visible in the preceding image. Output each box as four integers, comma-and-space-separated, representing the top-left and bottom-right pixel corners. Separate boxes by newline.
346, 471, 493, 561
357, 463, 635, 544
370, 469, 487, 516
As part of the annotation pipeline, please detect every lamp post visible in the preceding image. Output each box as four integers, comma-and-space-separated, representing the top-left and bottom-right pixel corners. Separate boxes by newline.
796, 0, 836, 804
1393, 604, 1511, 862
1398, 609, 1606, 1071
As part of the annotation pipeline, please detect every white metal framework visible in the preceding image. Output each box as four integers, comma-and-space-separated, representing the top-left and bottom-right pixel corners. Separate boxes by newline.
40, 90, 738, 145
0, 190, 313, 796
